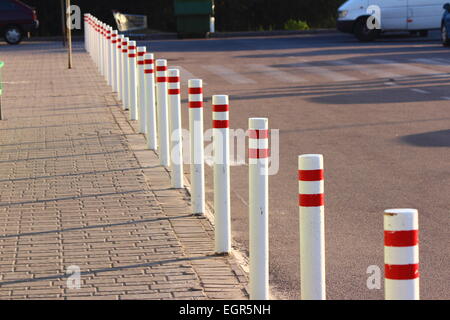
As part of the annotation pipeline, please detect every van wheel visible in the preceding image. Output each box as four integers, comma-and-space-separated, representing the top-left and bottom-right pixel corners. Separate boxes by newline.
442, 25, 450, 47
353, 17, 379, 42
4, 25, 23, 45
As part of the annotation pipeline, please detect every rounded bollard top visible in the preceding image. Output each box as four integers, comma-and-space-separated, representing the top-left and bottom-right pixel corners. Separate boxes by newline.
168, 69, 180, 77
137, 46, 146, 53
249, 118, 268, 130
384, 209, 418, 231
212, 95, 228, 105
298, 154, 323, 170
143, 53, 154, 59
156, 59, 167, 66
188, 79, 202, 88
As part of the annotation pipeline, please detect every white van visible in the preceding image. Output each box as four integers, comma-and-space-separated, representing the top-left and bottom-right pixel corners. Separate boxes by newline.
337, 0, 447, 41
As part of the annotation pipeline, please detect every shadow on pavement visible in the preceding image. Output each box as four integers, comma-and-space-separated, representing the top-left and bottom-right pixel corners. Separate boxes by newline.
400, 129, 450, 147
0, 255, 212, 287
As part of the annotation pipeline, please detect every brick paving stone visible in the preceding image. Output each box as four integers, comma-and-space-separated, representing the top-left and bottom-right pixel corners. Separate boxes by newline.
0, 42, 248, 300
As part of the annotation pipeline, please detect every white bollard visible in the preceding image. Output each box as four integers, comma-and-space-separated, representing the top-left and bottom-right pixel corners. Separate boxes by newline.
111, 30, 118, 93
121, 37, 129, 110
156, 59, 170, 167
144, 53, 157, 150
128, 41, 138, 121
168, 69, 184, 189
105, 25, 110, 83
384, 208, 419, 300
249, 117, 270, 300
106, 27, 112, 87
188, 79, 205, 215
99, 23, 104, 76
212, 95, 231, 254
115, 34, 123, 99
84, 14, 88, 51
137, 46, 147, 133
103, 24, 108, 80
96, 20, 101, 70
299, 154, 326, 300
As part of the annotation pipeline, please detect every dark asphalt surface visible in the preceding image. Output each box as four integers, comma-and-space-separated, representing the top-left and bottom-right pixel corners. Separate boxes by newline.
141, 31, 449, 300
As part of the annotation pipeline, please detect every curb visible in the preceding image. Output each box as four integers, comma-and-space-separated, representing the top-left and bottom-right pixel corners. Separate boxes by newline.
27, 29, 337, 43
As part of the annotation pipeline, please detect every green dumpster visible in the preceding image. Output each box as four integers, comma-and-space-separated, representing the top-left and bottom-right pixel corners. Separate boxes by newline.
174, 0, 214, 38
0, 61, 3, 120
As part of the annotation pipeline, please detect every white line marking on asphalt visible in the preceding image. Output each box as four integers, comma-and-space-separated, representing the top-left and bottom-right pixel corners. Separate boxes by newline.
203, 65, 256, 84
370, 59, 440, 76
248, 64, 306, 83
290, 61, 358, 82
410, 88, 429, 94
329, 60, 401, 79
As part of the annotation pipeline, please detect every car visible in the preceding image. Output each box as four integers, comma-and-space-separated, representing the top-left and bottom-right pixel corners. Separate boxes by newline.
0, 0, 38, 45
337, 0, 447, 41
442, 3, 450, 45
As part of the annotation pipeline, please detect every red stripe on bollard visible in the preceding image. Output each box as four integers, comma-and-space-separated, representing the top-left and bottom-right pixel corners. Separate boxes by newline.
385, 264, 419, 280
168, 77, 180, 83
156, 66, 167, 71
157, 77, 167, 82
189, 101, 203, 108
248, 129, 269, 139
298, 169, 324, 181
249, 148, 270, 159
212, 120, 229, 128
128, 54, 136, 58
188, 88, 202, 94
144, 59, 154, 64
384, 230, 419, 247
212, 104, 229, 112
168, 89, 180, 95
144, 70, 154, 74
298, 194, 324, 207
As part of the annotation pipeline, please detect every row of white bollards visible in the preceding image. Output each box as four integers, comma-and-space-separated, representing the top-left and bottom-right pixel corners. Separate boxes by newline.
84, 14, 420, 301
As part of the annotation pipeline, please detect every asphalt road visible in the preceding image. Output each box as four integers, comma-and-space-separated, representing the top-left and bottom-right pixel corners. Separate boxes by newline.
141, 31, 449, 300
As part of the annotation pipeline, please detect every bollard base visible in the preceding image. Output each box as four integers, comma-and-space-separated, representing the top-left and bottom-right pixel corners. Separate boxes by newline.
215, 252, 230, 257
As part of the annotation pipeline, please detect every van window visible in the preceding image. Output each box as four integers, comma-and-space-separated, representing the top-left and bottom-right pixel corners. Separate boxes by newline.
0, 0, 17, 11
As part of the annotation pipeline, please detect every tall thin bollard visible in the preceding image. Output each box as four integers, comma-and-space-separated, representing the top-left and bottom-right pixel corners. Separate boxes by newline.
116, 35, 123, 100
83, 14, 88, 51
168, 69, 184, 189
128, 41, 138, 120
188, 79, 205, 215
111, 30, 118, 93
155, 59, 170, 167
299, 154, 326, 300
249, 117, 270, 300
137, 46, 147, 133
144, 53, 157, 150
384, 209, 419, 300
106, 27, 112, 86
121, 37, 129, 110
212, 95, 231, 254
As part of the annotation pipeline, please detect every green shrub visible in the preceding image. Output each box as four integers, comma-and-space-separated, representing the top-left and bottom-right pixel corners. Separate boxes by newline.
284, 19, 310, 31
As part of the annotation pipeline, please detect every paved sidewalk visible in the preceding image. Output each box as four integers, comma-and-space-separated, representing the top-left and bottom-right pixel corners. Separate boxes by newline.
0, 42, 248, 300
